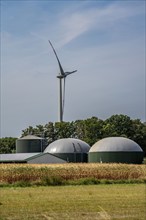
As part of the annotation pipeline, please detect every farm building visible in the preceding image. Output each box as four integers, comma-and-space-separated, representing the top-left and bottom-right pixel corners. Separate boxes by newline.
0, 153, 67, 164
16, 135, 47, 153
88, 137, 144, 164
44, 138, 90, 162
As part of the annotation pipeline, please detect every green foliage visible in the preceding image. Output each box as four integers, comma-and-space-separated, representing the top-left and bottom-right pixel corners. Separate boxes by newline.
54, 121, 76, 139
42, 176, 64, 186
0, 137, 17, 153
44, 122, 56, 144
102, 114, 132, 137
130, 119, 146, 154
83, 117, 103, 145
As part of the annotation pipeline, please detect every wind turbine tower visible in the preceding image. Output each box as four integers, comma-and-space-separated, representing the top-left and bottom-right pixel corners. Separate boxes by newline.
49, 41, 77, 122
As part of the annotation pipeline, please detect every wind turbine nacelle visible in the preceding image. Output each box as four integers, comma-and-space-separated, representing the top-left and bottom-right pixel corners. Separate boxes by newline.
57, 75, 65, 79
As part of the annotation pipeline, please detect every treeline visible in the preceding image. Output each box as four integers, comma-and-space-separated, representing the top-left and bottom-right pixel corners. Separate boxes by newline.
0, 114, 146, 154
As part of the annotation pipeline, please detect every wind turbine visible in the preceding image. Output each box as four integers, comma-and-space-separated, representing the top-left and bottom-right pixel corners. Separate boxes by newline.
49, 40, 77, 122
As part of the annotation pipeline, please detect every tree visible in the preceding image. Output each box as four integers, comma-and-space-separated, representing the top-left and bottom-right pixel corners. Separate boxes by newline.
74, 120, 86, 140
102, 114, 133, 137
0, 137, 17, 153
130, 119, 146, 155
83, 117, 103, 146
21, 126, 35, 137
44, 122, 56, 145
54, 121, 75, 139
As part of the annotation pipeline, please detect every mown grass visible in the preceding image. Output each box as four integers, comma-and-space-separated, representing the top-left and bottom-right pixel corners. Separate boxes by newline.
0, 184, 145, 220
0, 163, 146, 186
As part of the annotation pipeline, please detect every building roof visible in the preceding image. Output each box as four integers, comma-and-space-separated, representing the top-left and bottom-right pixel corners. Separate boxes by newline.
0, 153, 41, 162
44, 138, 90, 154
89, 137, 143, 152
0, 153, 67, 163
18, 135, 43, 140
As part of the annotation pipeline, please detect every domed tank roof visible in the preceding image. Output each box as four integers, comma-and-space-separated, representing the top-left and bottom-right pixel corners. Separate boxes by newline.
19, 135, 43, 140
44, 138, 90, 153
89, 137, 143, 152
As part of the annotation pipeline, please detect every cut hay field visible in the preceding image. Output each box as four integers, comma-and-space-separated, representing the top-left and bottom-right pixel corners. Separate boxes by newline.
0, 163, 146, 186
0, 184, 146, 220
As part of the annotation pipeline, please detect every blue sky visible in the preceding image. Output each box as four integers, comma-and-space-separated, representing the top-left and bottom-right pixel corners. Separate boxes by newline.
0, 0, 145, 137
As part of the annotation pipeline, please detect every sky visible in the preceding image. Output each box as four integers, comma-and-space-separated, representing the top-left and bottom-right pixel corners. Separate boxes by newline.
0, 0, 145, 137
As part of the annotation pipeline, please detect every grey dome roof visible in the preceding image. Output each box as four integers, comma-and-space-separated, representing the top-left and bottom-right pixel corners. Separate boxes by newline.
44, 138, 90, 153
89, 137, 143, 152
19, 135, 43, 140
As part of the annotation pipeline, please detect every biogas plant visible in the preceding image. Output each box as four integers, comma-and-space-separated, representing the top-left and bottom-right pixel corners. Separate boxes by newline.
0, 135, 144, 164
0, 42, 144, 164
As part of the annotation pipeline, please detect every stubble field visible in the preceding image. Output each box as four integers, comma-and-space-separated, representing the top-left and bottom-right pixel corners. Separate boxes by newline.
0, 184, 146, 220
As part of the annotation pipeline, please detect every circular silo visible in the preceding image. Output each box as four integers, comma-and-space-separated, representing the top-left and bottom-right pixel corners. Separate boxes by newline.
44, 138, 90, 162
16, 135, 46, 153
88, 137, 144, 164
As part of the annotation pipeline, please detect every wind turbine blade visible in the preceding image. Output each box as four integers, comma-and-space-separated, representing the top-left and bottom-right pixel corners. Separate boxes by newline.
65, 70, 77, 76
62, 77, 66, 116
66, 70, 77, 74
48, 40, 65, 76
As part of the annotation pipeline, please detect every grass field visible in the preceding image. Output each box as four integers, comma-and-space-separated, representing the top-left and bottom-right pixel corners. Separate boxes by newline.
0, 184, 146, 220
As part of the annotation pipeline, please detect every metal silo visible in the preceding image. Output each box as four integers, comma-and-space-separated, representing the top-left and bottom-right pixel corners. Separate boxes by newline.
88, 137, 144, 164
16, 135, 46, 153
44, 138, 90, 162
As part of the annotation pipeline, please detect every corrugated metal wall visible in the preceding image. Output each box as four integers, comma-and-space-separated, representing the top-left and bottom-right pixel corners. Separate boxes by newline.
16, 139, 45, 153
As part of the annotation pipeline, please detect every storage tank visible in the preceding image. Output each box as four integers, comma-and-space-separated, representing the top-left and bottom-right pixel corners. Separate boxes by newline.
44, 138, 90, 162
16, 135, 46, 153
88, 137, 144, 164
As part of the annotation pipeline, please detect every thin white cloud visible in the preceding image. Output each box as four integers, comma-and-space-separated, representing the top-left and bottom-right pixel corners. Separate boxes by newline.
57, 2, 144, 47
25, 1, 144, 49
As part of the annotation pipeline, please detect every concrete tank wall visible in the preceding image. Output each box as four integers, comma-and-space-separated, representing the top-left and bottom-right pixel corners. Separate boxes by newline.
88, 151, 144, 164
